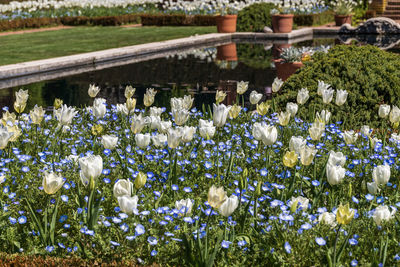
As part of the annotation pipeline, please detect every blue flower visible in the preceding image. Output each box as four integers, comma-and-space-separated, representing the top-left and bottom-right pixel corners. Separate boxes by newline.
284, 241, 291, 254
151, 250, 158, 256
61, 195, 69, 202
147, 236, 158, 246
46, 245, 54, 252
18, 216, 27, 224
110, 241, 120, 246
351, 259, 358, 266
315, 237, 326, 246
135, 224, 145, 236
221, 240, 232, 249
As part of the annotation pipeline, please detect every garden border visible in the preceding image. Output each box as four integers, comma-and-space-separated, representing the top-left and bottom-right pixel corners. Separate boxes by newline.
0, 28, 339, 89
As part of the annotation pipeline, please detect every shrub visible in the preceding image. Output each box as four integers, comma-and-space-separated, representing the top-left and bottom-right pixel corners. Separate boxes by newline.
140, 14, 215, 26
294, 11, 334, 26
237, 3, 276, 32
274, 45, 400, 128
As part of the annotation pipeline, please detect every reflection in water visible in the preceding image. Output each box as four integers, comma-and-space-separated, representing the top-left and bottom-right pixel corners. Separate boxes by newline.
1, 42, 277, 111
1, 37, 394, 111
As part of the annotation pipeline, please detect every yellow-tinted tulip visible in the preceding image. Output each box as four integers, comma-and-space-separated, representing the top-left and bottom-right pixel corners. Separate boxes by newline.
126, 97, 137, 112
208, 185, 227, 209
215, 90, 226, 104
14, 101, 26, 114
336, 203, 354, 225
300, 146, 317, 166
277, 111, 291, 126
229, 104, 241, 119
54, 98, 63, 109
91, 124, 103, 136
283, 151, 298, 168
256, 101, 270, 116
135, 172, 147, 189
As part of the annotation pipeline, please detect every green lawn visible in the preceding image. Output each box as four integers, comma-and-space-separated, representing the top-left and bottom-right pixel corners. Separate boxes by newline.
0, 26, 216, 65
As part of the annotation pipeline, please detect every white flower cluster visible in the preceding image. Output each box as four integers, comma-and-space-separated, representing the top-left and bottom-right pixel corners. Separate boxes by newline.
0, 0, 162, 13
162, 0, 325, 15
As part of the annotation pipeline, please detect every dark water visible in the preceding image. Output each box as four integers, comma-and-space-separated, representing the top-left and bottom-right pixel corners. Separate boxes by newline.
0, 37, 398, 110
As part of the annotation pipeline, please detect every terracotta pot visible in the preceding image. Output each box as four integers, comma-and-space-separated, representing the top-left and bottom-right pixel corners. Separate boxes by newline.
215, 15, 237, 33
334, 14, 352, 26
216, 43, 237, 61
274, 59, 304, 81
271, 14, 294, 33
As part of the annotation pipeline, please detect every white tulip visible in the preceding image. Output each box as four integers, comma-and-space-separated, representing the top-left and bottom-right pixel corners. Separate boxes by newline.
172, 108, 190, 126
213, 104, 231, 128
372, 164, 390, 186
289, 136, 306, 154
42, 172, 64, 195
367, 181, 380, 195
152, 134, 167, 147
131, 114, 147, 134
15, 89, 29, 105
219, 195, 239, 217
175, 199, 193, 215
321, 88, 334, 104
149, 107, 163, 117
88, 84, 100, 98
272, 77, 284, 93
297, 88, 309, 105
113, 179, 133, 198
101, 134, 118, 149
159, 120, 172, 134
30, 105, 45, 125
199, 119, 215, 139
326, 163, 346, 185
79, 155, 103, 187
378, 104, 390, 118
167, 128, 182, 149
319, 212, 337, 227
249, 91, 263, 105
372, 205, 396, 226
335, 89, 348, 106
315, 110, 331, 124
135, 133, 151, 149
389, 105, 400, 124
360, 125, 371, 137
286, 102, 298, 117
289, 196, 309, 211
56, 104, 78, 126
92, 98, 107, 119
343, 130, 358, 145
118, 195, 138, 215
180, 126, 196, 143
0, 126, 13, 149
259, 124, 277, 146
317, 80, 331, 96
237, 81, 249, 95
328, 151, 346, 167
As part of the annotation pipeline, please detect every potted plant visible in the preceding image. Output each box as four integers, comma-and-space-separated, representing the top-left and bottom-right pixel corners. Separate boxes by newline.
270, 6, 295, 33
273, 47, 306, 81
214, 2, 239, 33
331, 0, 353, 26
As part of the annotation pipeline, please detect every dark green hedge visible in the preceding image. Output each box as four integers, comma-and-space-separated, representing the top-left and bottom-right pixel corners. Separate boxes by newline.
293, 11, 334, 26
237, 3, 276, 32
140, 15, 216, 26
0, 14, 141, 31
274, 45, 400, 128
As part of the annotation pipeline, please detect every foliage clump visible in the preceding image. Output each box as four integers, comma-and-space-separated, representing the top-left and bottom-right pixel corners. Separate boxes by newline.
274, 45, 400, 127
237, 3, 276, 32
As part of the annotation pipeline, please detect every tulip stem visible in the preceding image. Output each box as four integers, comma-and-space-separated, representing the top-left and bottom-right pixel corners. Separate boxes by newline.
216, 131, 220, 183
332, 225, 342, 267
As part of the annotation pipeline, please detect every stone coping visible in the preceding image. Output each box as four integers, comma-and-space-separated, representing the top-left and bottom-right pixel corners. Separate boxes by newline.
0, 27, 340, 89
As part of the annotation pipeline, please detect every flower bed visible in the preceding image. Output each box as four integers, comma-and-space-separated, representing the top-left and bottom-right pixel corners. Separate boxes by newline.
1, 72, 400, 265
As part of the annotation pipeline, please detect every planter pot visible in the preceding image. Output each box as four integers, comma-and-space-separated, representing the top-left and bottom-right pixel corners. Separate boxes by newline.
334, 14, 352, 26
215, 15, 237, 33
271, 14, 294, 33
274, 59, 304, 81
216, 43, 237, 61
